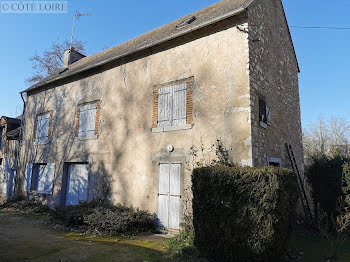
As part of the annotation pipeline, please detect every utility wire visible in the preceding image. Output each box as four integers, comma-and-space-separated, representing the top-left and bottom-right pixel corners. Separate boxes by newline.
290, 26, 350, 30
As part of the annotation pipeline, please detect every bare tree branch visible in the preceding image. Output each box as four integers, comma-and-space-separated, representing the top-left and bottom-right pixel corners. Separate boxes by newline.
26, 40, 86, 85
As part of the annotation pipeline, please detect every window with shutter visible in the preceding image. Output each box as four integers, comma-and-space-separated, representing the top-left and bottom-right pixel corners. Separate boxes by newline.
77, 103, 98, 138
35, 113, 51, 143
157, 83, 188, 128
259, 99, 271, 128
29, 163, 55, 194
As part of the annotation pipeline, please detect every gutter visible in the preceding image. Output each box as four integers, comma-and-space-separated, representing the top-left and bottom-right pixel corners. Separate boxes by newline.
22, 6, 248, 92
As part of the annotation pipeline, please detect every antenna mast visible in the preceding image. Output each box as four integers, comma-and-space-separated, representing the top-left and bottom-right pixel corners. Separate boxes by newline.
69, 13, 92, 53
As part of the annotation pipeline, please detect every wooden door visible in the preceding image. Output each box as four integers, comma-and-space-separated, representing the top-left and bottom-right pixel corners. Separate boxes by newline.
65, 164, 89, 206
158, 163, 181, 231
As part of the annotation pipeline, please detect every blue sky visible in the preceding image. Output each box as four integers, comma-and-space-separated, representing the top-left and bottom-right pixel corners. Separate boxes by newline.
0, 0, 349, 127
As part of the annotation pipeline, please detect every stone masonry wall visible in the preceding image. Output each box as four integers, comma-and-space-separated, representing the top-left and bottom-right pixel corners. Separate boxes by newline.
247, 0, 304, 171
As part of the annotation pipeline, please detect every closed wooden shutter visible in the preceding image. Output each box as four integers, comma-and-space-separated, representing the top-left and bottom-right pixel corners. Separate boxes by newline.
36, 114, 50, 142
158, 163, 170, 228
36, 163, 55, 194
169, 163, 181, 230
158, 87, 172, 127
78, 104, 97, 137
24, 163, 33, 192
78, 106, 88, 137
66, 164, 89, 206
157, 163, 181, 231
173, 83, 187, 126
86, 105, 97, 137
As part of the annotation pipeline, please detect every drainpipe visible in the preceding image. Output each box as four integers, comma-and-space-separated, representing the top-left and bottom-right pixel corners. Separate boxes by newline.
16, 91, 27, 196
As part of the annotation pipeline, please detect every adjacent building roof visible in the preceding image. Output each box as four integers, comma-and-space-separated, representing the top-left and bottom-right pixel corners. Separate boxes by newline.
23, 0, 254, 93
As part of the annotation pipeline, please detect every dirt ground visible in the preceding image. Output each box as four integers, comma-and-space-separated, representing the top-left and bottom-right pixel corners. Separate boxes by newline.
0, 211, 168, 262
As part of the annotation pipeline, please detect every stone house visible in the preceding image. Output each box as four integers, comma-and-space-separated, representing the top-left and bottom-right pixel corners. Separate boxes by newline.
19, 0, 303, 231
0, 116, 21, 203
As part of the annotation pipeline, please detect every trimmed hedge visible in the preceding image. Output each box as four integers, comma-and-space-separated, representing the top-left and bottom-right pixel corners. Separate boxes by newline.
192, 165, 298, 262
306, 157, 346, 216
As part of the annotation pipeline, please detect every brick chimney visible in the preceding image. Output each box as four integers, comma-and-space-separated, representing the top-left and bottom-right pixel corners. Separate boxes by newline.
63, 48, 85, 67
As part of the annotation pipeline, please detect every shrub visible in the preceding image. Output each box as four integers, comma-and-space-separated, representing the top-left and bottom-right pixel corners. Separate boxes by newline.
84, 204, 157, 235
192, 165, 298, 262
166, 230, 199, 259
51, 201, 157, 235
306, 156, 348, 217
0, 195, 51, 214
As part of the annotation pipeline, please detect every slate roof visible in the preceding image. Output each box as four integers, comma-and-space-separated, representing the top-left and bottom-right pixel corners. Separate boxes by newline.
23, 0, 254, 93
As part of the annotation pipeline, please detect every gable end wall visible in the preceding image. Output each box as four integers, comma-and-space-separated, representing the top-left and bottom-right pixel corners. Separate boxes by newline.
247, 0, 304, 171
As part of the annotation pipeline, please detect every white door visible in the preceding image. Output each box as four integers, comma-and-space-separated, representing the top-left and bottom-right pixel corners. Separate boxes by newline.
158, 163, 181, 231
65, 164, 89, 206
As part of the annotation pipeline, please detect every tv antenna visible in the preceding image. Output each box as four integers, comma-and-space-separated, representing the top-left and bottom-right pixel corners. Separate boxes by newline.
69, 13, 92, 52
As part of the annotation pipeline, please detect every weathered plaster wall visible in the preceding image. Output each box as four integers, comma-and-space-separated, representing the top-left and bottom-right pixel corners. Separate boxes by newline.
20, 15, 251, 219
247, 0, 304, 171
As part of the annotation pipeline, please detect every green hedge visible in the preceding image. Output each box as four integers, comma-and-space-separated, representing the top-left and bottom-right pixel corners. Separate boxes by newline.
192, 166, 298, 262
306, 157, 349, 216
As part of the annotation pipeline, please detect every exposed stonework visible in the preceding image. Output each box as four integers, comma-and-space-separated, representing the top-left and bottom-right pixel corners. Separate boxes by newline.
247, 0, 304, 172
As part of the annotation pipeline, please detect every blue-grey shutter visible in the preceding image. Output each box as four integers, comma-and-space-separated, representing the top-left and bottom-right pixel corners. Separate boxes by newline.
173, 83, 187, 126
158, 87, 172, 127
37, 114, 50, 142
66, 164, 89, 205
36, 165, 47, 192
86, 104, 97, 137
24, 163, 33, 192
158, 163, 170, 228
78, 106, 88, 137
43, 163, 55, 194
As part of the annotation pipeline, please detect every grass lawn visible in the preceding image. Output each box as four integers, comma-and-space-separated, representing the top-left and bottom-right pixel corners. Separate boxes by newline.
0, 211, 168, 262
289, 230, 350, 262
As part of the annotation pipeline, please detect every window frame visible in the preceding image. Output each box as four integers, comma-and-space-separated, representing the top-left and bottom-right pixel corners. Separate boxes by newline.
259, 98, 271, 128
152, 77, 194, 133
34, 111, 53, 144
29, 163, 56, 194
267, 157, 282, 167
75, 101, 100, 140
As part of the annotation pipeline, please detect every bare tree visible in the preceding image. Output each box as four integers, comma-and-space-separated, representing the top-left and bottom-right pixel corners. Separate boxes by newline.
303, 116, 350, 163
26, 40, 85, 84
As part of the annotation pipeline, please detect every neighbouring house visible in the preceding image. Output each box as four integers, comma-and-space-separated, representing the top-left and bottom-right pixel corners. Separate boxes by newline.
18, 0, 303, 231
0, 116, 22, 203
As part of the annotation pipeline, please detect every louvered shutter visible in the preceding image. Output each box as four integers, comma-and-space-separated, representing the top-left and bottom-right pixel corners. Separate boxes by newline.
173, 83, 187, 126
24, 163, 33, 192
86, 104, 97, 137
78, 105, 88, 137
158, 86, 172, 127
